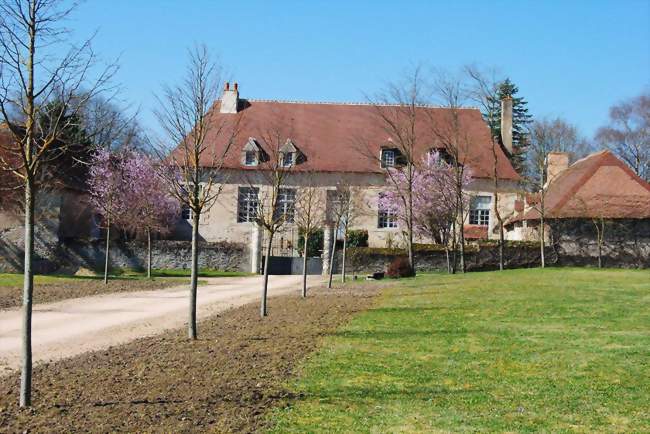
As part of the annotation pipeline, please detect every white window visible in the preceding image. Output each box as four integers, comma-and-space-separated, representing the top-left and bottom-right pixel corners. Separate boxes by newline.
237, 187, 259, 223
381, 149, 396, 168
281, 152, 294, 168
469, 195, 491, 226
181, 205, 191, 220
378, 194, 398, 228
274, 188, 296, 223
244, 151, 257, 166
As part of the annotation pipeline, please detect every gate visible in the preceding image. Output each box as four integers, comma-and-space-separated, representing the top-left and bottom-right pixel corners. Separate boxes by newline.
262, 256, 323, 275
259, 227, 323, 275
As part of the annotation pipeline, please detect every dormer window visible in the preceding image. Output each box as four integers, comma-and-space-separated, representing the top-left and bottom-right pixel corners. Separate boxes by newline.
245, 151, 257, 166
279, 138, 299, 168
381, 149, 396, 168
281, 151, 294, 167
241, 137, 262, 167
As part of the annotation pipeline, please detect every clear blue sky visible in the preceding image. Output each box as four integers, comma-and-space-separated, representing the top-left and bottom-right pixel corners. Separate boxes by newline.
68, 0, 649, 140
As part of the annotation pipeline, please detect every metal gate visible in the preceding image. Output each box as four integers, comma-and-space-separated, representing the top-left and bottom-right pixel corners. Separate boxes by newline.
262, 256, 323, 275
259, 227, 323, 275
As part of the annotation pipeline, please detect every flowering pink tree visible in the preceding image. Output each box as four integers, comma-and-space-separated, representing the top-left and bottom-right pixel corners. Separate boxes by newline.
88, 148, 129, 283
122, 153, 180, 279
379, 152, 472, 273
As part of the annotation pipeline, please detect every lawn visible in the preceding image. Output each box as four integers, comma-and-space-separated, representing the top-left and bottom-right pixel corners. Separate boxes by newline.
269, 268, 650, 432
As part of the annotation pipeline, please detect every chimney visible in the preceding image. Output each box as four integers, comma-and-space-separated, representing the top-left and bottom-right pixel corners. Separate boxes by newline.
220, 81, 239, 114
500, 96, 513, 154
546, 152, 570, 184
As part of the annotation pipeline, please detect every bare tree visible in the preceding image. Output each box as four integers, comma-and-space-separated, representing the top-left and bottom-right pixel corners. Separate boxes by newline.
0, 0, 116, 407
465, 65, 507, 270
293, 177, 324, 297
244, 118, 294, 317
528, 117, 591, 268
363, 67, 430, 271
154, 45, 241, 339
596, 91, 649, 181
325, 183, 355, 287
430, 70, 473, 273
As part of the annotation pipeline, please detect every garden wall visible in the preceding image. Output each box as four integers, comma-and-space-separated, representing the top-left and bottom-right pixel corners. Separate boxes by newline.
332, 243, 545, 274
0, 237, 248, 274
332, 233, 650, 275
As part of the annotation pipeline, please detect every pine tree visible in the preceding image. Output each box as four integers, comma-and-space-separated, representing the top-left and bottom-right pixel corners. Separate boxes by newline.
487, 78, 532, 174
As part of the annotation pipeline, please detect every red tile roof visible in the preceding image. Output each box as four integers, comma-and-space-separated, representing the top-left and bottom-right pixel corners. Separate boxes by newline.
464, 224, 488, 240
516, 150, 650, 220
191, 99, 520, 180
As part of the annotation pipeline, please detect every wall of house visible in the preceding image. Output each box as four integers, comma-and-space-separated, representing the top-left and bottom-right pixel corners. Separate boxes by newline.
188, 173, 521, 254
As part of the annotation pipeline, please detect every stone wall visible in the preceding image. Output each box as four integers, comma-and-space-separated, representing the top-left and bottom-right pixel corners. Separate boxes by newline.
332, 243, 544, 274
549, 219, 650, 268
0, 238, 249, 273
332, 227, 650, 274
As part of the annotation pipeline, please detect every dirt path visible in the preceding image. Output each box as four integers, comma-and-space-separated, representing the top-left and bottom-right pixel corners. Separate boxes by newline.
0, 275, 321, 375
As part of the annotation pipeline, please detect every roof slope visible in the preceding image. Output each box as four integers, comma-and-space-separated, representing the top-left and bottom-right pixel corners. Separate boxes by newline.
521, 150, 650, 220
191, 99, 520, 180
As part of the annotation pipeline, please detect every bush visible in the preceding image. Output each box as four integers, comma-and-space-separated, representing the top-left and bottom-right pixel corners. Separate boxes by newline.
347, 230, 369, 248
385, 256, 415, 278
297, 229, 324, 257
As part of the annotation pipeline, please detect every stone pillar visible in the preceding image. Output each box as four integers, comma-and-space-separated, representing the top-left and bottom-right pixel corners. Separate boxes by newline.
251, 224, 262, 274
322, 224, 332, 275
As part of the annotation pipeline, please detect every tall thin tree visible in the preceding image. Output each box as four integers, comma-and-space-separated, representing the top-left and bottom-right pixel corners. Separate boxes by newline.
155, 45, 241, 339
0, 0, 115, 406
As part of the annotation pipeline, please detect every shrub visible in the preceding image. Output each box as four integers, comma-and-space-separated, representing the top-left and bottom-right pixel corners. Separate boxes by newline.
347, 230, 369, 248
297, 229, 324, 257
385, 256, 415, 278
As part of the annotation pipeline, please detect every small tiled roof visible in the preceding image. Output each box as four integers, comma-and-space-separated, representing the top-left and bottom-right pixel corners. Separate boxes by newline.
517, 150, 650, 220
464, 224, 488, 240
187, 98, 520, 180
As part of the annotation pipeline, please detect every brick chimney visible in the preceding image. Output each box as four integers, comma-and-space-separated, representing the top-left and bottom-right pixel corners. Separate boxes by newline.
220, 81, 239, 114
546, 152, 570, 184
500, 96, 513, 154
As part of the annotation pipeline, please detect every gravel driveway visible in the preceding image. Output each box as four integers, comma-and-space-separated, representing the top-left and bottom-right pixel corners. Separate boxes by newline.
0, 274, 321, 375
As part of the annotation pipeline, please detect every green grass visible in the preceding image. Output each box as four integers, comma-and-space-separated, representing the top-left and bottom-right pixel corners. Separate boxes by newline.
0, 269, 249, 287
269, 268, 650, 433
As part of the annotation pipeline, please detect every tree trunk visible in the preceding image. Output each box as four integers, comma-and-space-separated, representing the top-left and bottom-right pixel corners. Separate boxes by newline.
458, 199, 466, 273
499, 224, 505, 271
20, 179, 35, 408
341, 229, 347, 283
301, 232, 309, 298
261, 230, 273, 317
327, 223, 338, 289
450, 220, 458, 274
103, 214, 110, 284
147, 228, 152, 280
189, 210, 200, 339
539, 214, 546, 268
445, 246, 451, 274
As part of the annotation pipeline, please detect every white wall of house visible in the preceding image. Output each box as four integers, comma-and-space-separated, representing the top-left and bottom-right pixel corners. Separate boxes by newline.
175, 170, 521, 273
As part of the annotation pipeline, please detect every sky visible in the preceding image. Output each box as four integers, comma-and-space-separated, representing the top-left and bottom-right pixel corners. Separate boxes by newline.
65, 0, 650, 140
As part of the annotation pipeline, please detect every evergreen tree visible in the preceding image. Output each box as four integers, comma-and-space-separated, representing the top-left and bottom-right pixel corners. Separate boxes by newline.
486, 78, 532, 174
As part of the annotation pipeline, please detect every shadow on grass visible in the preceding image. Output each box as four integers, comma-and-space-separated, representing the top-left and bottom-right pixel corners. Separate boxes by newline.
294, 384, 481, 402
329, 327, 468, 339
368, 306, 447, 314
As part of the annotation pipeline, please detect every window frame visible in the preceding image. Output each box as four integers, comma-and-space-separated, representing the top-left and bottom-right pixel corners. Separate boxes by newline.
377, 193, 398, 229
469, 195, 491, 226
274, 187, 296, 223
380, 149, 396, 168
280, 151, 294, 168
237, 186, 260, 223
244, 150, 258, 166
